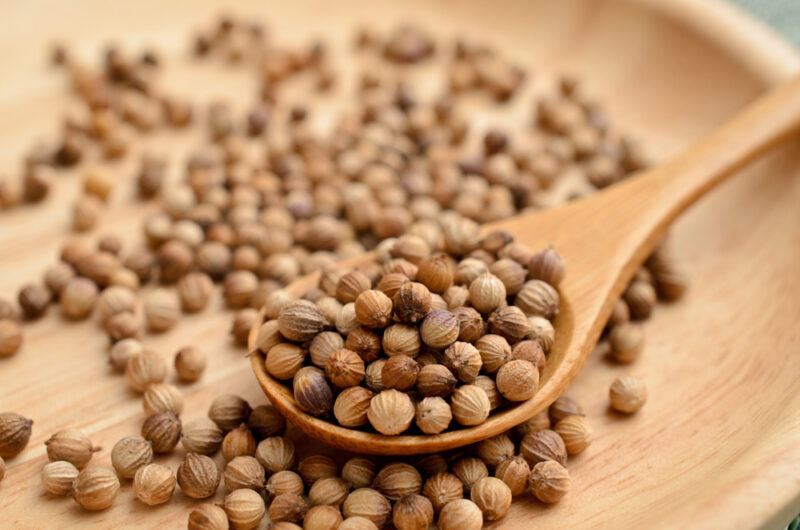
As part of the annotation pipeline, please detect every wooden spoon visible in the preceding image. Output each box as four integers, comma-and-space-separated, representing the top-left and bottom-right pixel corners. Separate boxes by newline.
249, 76, 800, 455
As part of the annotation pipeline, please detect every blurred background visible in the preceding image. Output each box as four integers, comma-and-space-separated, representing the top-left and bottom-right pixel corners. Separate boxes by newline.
732, 0, 800, 46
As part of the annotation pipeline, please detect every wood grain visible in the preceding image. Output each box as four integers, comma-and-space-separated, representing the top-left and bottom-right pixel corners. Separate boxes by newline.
0, 0, 799, 528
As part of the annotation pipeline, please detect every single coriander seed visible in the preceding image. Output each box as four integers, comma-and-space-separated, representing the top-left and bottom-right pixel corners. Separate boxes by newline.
609, 375, 648, 413
133, 463, 176, 506
224, 488, 266, 530
438, 499, 483, 530
178, 453, 220, 499
470, 476, 512, 521
45, 429, 98, 469
41, 460, 79, 496
529, 460, 570, 503
0, 412, 33, 458
188, 503, 229, 530
110, 435, 153, 479
73, 466, 120, 511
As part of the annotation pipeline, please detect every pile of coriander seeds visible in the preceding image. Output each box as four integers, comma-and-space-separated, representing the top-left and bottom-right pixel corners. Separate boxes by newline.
0, 13, 688, 529
255, 227, 564, 436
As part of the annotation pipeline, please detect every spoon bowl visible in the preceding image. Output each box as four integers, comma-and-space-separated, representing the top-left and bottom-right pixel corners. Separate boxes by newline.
250, 75, 800, 454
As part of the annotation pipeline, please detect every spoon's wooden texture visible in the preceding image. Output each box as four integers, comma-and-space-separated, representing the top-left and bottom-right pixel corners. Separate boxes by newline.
0, 0, 799, 529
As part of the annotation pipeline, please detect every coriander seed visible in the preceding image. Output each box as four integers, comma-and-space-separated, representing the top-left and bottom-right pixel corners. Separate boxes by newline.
471, 476, 512, 521
326, 348, 365, 388
494, 456, 530, 496
609, 375, 648, 413
178, 453, 220, 499
342, 488, 391, 528
308, 476, 349, 506
393, 493, 434, 530
438, 499, 483, 530
528, 246, 566, 287
416, 364, 457, 397
59, 277, 98, 320
266, 470, 305, 499
182, 417, 224, 455
521, 429, 568, 467
382, 355, 419, 391
0, 320, 23, 357
415, 397, 452, 434
221, 424, 256, 461
367, 389, 415, 435
452, 457, 489, 494
174, 346, 206, 382
293, 366, 333, 416
549, 395, 585, 423
420, 310, 459, 349
224, 455, 265, 492
141, 412, 182, 453
554, 415, 593, 455
305, 505, 344, 530
73, 466, 119, 511
111, 435, 153, 479
443, 341, 482, 383
309, 331, 344, 367
373, 463, 422, 500
529, 460, 570, 503
125, 350, 167, 392
224, 488, 266, 530
342, 457, 376, 489
266, 343, 307, 380
334, 386, 374, 427
475, 334, 511, 374
278, 300, 328, 341
451, 385, 490, 426
144, 288, 181, 332
208, 394, 252, 432
188, 503, 229, 530
609, 322, 645, 363
468, 273, 506, 314
41, 460, 79, 496
392, 282, 432, 323
476, 433, 515, 468
255, 436, 296, 473
516, 280, 560, 319
143, 383, 184, 416
354, 289, 393, 328
45, 429, 98, 469
422, 472, 463, 512
247, 404, 286, 439
496, 359, 539, 401
0, 412, 33, 458
269, 493, 309, 523
133, 463, 176, 506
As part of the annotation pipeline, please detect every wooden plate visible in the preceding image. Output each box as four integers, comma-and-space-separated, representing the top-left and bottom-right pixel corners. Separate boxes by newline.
0, 0, 798, 528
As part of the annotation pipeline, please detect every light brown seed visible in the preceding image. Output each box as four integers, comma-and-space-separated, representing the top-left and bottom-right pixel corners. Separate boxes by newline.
422, 472, 463, 512
520, 429, 568, 467
342, 488, 391, 528
141, 412, 181, 453
529, 460, 570, 503
178, 453, 220, 499
438, 499, 483, 530
494, 456, 530, 496
470, 476, 512, 521
187, 503, 229, 530
609, 375, 648, 413
73, 466, 119, 511
208, 394, 252, 432
41, 460, 79, 496
45, 429, 97, 469
367, 390, 415, 435
181, 417, 224, 455
133, 463, 175, 506
111, 435, 153, 479
224, 455, 265, 492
